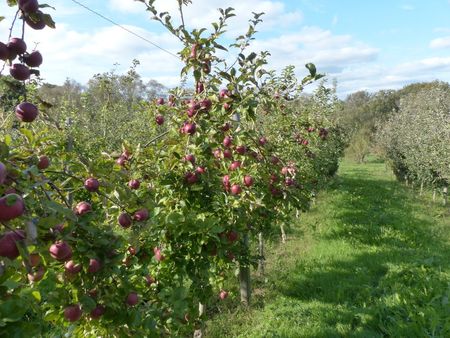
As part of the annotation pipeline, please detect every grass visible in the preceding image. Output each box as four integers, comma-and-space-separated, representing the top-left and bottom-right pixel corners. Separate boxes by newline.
205, 158, 450, 338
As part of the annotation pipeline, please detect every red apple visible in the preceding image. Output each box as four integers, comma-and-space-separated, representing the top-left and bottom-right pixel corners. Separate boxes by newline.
235, 145, 246, 155
153, 247, 165, 262
0, 42, 8, 61
243, 175, 253, 187
196, 166, 206, 174
229, 161, 241, 171
222, 123, 231, 132
37, 155, 50, 170
19, 0, 39, 13
7, 38, 27, 55
64, 304, 82, 322
128, 179, 140, 190
87, 258, 101, 274
90, 305, 105, 319
184, 154, 195, 165
155, 115, 164, 125
213, 149, 222, 159
126, 292, 139, 306
185, 172, 198, 184
0, 194, 25, 222
75, 201, 91, 215
223, 149, 232, 159
134, 208, 149, 222
222, 175, 230, 188
259, 137, 267, 146
227, 230, 239, 243
23, 50, 43, 67
219, 290, 228, 300
196, 82, 204, 94
15, 102, 38, 122
118, 212, 132, 228
190, 43, 198, 58
0, 230, 25, 260
28, 253, 41, 267
84, 178, 99, 192
156, 98, 165, 105
230, 184, 242, 195
64, 260, 82, 274
223, 102, 232, 110
223, 136, 232, 148
183, 123, 197, 135
285, 177, 295, 186
219, 89, 230, 99
302, 139, 309, 146
10, 63, 30, 81
49, 241, 72, 261
116, 155, 127, 166
200, 98, 212, 111
271, 156, 280, 165
0, 162, 7, 184
281, 167, 289, 175
145, 275, 156, 285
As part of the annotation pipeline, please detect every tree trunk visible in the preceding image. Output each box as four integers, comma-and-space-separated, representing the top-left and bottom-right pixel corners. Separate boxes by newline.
239, 233, 251, 306
444, 186, 448, 206
420, 181, 424, 196
280, 224, 287, 244
193, 303, 206, 338
433, 189, 436, 202
257, 232, 264, 276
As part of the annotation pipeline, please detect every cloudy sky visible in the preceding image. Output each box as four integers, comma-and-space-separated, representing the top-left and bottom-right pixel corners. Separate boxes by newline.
2, 0, 450, 97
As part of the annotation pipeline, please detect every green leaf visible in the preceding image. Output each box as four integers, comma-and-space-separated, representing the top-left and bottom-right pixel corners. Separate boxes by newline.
42, 13, 56, 29
0, 16, 5, 22
305, 63, 317, 77
32, 291, 41, 302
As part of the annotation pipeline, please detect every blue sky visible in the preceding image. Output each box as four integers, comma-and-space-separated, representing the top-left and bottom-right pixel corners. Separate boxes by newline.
2, 0, 450, 96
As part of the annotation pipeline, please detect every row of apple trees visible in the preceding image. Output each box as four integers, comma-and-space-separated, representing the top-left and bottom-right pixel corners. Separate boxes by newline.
376, 82, 449, 202
0, 0, 345, 336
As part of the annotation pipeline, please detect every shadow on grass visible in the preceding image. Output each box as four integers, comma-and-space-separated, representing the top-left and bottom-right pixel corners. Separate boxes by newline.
275, 168, 450, 337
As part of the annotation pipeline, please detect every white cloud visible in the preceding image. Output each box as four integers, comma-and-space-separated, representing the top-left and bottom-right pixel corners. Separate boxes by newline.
430, 36, 450, 49
400, 4, 415, 11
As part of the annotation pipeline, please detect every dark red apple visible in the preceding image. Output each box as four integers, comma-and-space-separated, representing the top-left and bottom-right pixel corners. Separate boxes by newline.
222, 123, 231, 132
223, 149, 232, 159
196, 82, 204, 94
64, 304, 82, 322
0, 42, 8, 61
27, 265, 45, 282
84, 177, 99, 192
128, 179, 140, 190
0, 162, 7, 184
28, 253, 41, 267
145, 275, 155, 285
19, 0, 39, 13
37, 155, 50, 170
10, 63, 31, 81
118, 212, 132, 228
0, 230, 25, 260
90, 305, 105, 319
134, 208, 149, 222
259, 137, 267, 146
213, 149, 222, 159
243, 175, 253, 187
223, 136, 232, 148
116, 155, 127, 166
230, 184, 242, 195
219, 89, 230, 99
7, 38, 27, 55
229, 161, 241, 171
219, 290, 228, 300
190, 43, 198, 58
223, 102, 232, 111
0, 194, 25, 222
227, 230, 239, 243
285, 177, 295, 186
281, 167, 289, 175
183, 123, 197, 135
75, 201, 91, 216
126, 292, 139, 306
222, 175, 230, 188
235, 145, 246, 155
49, 241, 72, 261
185, 172, 198, 184
184, 154, 195, 165
156, 98, 165, 105
23, 50, 43, 67
196, 166, 206, 174
87, 258, 101, 274
302, 139, 309, 146
155, 115, 164, 125
271, 156, 280, 165
200, 98, 212, 110
15, 102, 38, 122
64, 260, 82, 274
25, 11, 46, 30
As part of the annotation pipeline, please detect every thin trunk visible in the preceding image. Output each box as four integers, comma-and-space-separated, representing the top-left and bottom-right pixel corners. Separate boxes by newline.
444, 186, 448, 206
420, 181, 424, 196
433, 189, 436, 202
193, 303, 206, 338
239, 233, 251, 306
280, 224, 287, 244
257, 232, 265, 276
405, 176, 408, 186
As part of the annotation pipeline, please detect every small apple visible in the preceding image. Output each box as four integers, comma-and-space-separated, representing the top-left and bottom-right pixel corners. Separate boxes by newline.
156, 98, 165, 105
128, 179, 140, 190
271, 156, 280, 165
229, 161, 241, 171
28, 253, 41, 267
200, 98, 212, 111
118, 212, 132, 228
64, 260, 82, 274
84, 177, 99, 192
0, 194, 25, 222
219, 290, 228, 300
185, 172, 198, 184
64, 304, 82, 322
15, 102, 38, 122
235, 145, 246, 155
153, 247, 165, 262
37, 155, 50, 170
126, 292, 139, 306
27, 265, 45, 282
285, 177, 295, 186
219, 89, 230, 99
184, 154, 195, 165
90, 305, 105, 320
196, 82, 204, 94
23, 50, 43, 67
0, 42, 8, 61
134, 208, 149, 222
223, 102, 232, 110
145, 275, 156, 285
230, 184, 242, 195
75, 201, 91, 215
116, 155, 127, 166
155, 114, 164, 125
213, 149, 222, 159
222, 123, 231, 132
10, 63, 30, 81
222, 175, 230, 188
87, 258, 101, 274
243, 175, 253, 187
49, 241, 72, 261
258, 137, 267, 146
190, 43, 198, 58
223, 149, 232, 159
19, 0, 39, 13
183, 123, 197, 135
0, 230, 26, 260
227, 230, 239, 243
196, 166, 206, 174
7, 37, 27, 55
223, 136, 232, 148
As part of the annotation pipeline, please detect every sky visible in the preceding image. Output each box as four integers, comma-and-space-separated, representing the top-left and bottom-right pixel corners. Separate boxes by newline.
2, 0, 450, 97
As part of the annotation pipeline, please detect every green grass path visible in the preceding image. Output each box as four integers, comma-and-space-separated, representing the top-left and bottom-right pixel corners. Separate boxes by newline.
206, 159, 450, 337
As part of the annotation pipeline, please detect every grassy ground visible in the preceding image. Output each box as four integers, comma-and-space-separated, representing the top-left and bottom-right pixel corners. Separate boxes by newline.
205, 158, 450, 337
